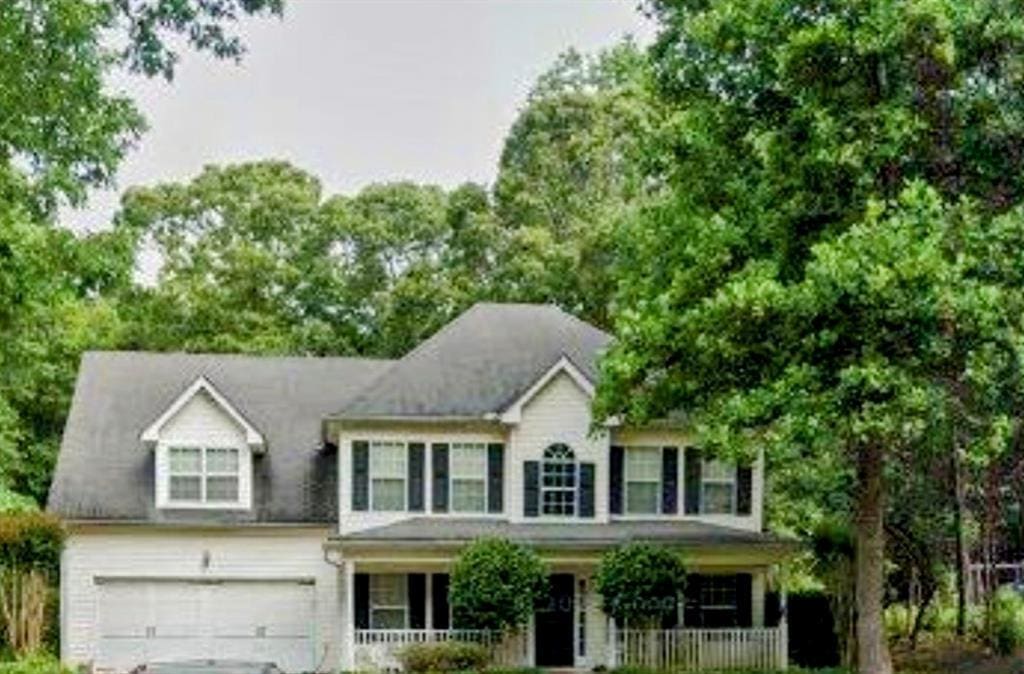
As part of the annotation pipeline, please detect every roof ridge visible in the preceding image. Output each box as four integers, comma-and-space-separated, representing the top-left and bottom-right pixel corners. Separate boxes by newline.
82, 350, 394, 364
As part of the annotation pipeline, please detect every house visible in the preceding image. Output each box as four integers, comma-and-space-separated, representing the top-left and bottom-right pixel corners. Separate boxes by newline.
49, 303, 796, 673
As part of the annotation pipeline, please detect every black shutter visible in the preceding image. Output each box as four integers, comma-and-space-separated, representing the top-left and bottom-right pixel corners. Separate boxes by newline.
408, 443, 425, 512
487, 443, 504, 513
609, 445, 624, 515
736, 574, 753, 627
684, 447, 702, 514
409, 574, 426, 628
578, 463, 596, 518
432, 573, 450, 629
524, 460, 540, 518
355, 573, 370, 629
352, 441, 369, 511
432, 443, 449, 512
683, 574, 703, 627
737, 464, 753, 516
662, 446, 679, 514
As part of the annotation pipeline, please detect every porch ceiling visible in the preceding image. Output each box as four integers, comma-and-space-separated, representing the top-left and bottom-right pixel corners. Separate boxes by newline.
328, 518, 799, 562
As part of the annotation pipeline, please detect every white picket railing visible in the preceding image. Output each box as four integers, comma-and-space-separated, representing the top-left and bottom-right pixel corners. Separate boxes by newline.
354, 629, 529, 671
614, 626, 788, 671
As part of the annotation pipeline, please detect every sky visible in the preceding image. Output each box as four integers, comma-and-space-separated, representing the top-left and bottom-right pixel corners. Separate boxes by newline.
69, 0, 655, 232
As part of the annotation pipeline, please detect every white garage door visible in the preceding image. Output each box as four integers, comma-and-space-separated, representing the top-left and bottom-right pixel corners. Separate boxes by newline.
96, 580, 315, 673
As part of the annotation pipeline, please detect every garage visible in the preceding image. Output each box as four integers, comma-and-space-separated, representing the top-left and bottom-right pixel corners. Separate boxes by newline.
96, 579, 316, 673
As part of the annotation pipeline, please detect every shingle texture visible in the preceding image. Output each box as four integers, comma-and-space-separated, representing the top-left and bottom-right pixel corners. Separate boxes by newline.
336, 517, 796, 549
48, 352, 390, 523
337, 303, 612, 419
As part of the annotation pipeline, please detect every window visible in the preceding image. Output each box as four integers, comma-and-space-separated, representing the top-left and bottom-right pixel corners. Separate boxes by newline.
542, 444, 576, 516
625, 447, 661, 514
699, 575, 739, 628
701, 460, 736, 515
370, 442, 407, 511
369, 574, 408, 629
451, 443, 487, 513
168, 447, 240, 504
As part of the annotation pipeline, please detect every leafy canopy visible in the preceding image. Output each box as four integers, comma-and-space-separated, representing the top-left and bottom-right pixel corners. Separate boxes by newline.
449, 538, 548, 632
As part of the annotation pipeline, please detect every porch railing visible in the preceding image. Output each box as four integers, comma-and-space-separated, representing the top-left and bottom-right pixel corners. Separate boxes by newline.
614, 626, 788, 671
354, 629, 528, 671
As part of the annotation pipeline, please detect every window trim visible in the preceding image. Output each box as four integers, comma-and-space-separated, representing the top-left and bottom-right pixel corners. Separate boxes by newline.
700, 459, 737, 515
166, 446, 242, 506
541, 444, 577, 517
369, 574, 409, 630
449, 442, 488, 514
698, 575, 740, 627
369, 441, 408, 512
624, 446, 662, 515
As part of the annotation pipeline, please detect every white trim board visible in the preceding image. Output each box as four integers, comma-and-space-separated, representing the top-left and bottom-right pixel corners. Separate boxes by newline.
141, 375, 265, 451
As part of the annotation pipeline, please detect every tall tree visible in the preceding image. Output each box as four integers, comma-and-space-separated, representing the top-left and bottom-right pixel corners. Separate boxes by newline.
596, 3, 1024, 672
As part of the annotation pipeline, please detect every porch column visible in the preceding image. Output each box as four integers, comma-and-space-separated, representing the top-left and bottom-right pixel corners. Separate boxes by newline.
342, 560, 357, 671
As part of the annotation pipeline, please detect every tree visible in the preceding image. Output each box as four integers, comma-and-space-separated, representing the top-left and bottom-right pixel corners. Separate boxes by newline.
448, 538, 548, 632
596, 3, 1024, 671
594, 543, 687, 627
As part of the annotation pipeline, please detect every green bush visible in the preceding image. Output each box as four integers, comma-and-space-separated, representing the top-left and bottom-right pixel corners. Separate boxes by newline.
397, 640, 490, 673
449, 538, 548, 631
595, 543, 687, 626
989, 587, 1024, 656
0, 655, 73, 674
0, 512, 65, 579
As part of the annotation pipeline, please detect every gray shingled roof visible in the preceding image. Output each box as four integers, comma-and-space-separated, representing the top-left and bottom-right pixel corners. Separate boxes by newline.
48, 352, 391, 523
335, 303, 612, 419
334, 518, 798, 551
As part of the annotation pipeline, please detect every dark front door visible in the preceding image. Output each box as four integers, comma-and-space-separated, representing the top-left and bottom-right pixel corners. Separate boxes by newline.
535, 573, 575, 667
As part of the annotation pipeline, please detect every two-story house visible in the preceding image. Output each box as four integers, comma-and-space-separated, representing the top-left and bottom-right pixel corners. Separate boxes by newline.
49, 303, 795, 673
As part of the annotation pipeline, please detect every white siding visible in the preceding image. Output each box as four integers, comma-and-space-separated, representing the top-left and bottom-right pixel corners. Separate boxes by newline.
509, 372, 610, 523
154, 392, 253, 510
61, 527, 341, 670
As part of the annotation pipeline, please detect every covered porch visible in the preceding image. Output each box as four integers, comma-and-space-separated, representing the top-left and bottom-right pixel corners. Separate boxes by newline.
327, 518, 796, 671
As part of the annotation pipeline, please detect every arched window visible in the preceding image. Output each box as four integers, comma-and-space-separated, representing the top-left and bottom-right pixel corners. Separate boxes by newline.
542, 443, 577, 516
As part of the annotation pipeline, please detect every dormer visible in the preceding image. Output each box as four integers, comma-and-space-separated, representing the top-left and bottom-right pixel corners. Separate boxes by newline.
142, 376, 263, 510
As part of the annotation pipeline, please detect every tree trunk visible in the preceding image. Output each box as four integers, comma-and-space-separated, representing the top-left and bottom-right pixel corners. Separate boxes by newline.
952, 442, 969, 636
856, 442, 894, 674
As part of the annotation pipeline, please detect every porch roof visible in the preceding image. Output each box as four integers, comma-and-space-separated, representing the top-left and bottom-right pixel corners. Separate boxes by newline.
330, 518, 799, 556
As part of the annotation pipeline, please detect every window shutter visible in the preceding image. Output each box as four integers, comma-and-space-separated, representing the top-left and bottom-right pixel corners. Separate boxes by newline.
736, 574, 753, 627
737, 464, 753, 516
408, 573, 426, 629
578, 462, 596, 518
352, 441, 369, 512
662, 446, 679, 514
609, 445, 624, 515
683, 574, 703, 627
354, 573, 370, 629
487, 443, 504, 513
524, 460, 540, 518
408, 443, 425, 512
432, 573, 450, 629
432, 443, 449, 512
684, 447, 702, 514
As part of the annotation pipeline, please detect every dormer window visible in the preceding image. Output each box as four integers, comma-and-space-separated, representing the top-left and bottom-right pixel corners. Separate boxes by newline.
168, 447, 241, 504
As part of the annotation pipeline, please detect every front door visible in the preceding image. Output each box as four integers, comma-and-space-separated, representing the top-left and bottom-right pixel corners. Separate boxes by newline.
535, 573, 575, 667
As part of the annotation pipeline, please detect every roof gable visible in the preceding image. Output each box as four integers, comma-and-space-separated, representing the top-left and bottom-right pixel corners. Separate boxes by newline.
141, 375, 265, 451
499, 355, 594, 424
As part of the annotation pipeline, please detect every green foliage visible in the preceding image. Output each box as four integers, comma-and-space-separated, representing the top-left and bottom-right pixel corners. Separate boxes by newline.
449, 538, 548, 632
988, 587, 1024, 656
0, 655, 72, 674
0, 513, 65, 579
396, 640, 490, 673
594, 543, 687, 625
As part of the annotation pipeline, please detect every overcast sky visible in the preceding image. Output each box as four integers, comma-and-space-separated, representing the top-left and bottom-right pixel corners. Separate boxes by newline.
69, 0, 655, 232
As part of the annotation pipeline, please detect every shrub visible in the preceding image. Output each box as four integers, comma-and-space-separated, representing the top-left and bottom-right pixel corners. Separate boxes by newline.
0, 512, 65, 579
449, 538, 548, 631
0, 655, 73, 674
988, 587, 1024, 656
594, 543, 686, 626
397, 640, 490, 673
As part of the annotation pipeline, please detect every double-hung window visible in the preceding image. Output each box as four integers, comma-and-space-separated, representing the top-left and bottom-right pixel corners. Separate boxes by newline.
168, 447, 240, 504
701, 459, 736, 514
369, 574, 408, 629
370, 442, 407, 511
450, 443, 487, 513
541, 444, 576, 516
699, 575, 739, 627
625, 447, 661, 515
